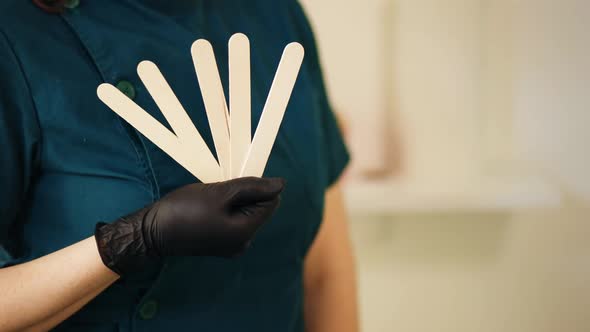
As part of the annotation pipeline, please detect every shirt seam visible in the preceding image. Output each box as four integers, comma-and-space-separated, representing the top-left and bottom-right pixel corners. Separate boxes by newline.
0, 28, 44, 171
58, 13, 159, 201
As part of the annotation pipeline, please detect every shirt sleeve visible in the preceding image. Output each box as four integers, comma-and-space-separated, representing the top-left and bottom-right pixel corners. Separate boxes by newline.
0, 29, 41, 267
289, 0, 351, 188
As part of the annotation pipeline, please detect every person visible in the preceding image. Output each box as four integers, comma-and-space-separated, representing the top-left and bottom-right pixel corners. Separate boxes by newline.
0, 0, 358, 331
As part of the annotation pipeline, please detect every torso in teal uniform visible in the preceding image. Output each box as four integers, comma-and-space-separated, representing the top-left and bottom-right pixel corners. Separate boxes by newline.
0, 0, 349, 331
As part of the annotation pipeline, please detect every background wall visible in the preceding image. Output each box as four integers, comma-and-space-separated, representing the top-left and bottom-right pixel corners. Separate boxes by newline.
298, 0, 392, 176
351, 204, 590, 332
300, 0, 590, 331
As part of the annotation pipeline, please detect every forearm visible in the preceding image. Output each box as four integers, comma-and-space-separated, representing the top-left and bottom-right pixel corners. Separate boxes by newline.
304, 252, 359, 332
22, 281, 112, 332
0, 178, 283, 331
304, 185, 359, 332
0, 237, 119, 332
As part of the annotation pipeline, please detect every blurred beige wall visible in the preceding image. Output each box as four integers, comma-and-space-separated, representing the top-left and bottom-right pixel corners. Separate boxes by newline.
301, 0, 590, 331
351, 204, 590, 332
299, 0, 392, 175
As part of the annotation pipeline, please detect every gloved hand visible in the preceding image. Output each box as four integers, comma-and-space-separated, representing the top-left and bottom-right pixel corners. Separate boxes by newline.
94, 177, 285, 276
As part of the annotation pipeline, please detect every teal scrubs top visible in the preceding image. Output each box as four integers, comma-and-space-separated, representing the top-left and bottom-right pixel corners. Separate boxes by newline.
0, 0, 349, 331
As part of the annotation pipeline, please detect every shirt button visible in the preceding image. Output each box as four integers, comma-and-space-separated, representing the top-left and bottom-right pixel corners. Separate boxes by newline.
138, 300, 158, 320
116, 80, 137, 100
64, 0, 80, 9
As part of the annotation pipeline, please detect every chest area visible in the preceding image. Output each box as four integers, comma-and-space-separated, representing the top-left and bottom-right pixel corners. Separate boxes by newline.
27, 4, 327, 256
63, 4, 321, 188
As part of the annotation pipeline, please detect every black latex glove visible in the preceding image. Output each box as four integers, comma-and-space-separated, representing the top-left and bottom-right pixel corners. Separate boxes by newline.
94, 177, 285, 276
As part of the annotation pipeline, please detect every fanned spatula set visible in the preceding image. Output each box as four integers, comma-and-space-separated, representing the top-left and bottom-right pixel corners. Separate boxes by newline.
97, 33, 305, 183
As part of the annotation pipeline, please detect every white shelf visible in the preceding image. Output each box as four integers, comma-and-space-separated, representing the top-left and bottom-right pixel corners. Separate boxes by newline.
343, 176, 562, 215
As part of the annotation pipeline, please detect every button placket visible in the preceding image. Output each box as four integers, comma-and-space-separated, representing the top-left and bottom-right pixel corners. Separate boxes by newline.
138, 299, 159, 320
116, 80, 137, 100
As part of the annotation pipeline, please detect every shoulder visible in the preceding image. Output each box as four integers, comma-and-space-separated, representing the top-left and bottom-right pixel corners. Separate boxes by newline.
0, 0, 46, 28
0, 1, 40, 75
0, 0, 65, 47
0, 0, 35, 18
0, 0, 81, 85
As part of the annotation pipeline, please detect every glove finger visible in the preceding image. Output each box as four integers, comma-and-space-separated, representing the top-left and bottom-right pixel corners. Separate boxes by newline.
226, 177, 285, 207
222, 196, 281, 257
236, 195, 281, 225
